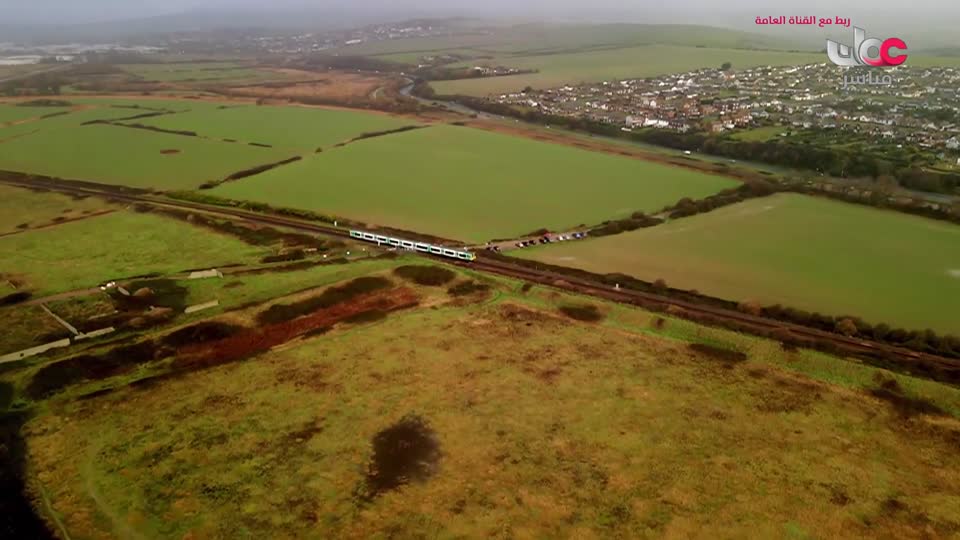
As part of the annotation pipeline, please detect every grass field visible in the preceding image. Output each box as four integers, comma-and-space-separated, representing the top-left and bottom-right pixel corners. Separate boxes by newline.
0, 123, 288, 189
1, 305, 70, 354
212, 124, 738, 242
0, 101, 291, 189
122, 62, 270, 83
730, 125, 788, 142
0, 211, 265, 295
338, 23, 801, 58
180, 257, 398, 314
430, 45, 821, 96
0, 184, 112, 234
0, 99, 426, 188
518, 193, 960, 333
0, 104, 70, 125
0, 103, 140, 140
130, 105, 418, 151
16, 263, 960, 538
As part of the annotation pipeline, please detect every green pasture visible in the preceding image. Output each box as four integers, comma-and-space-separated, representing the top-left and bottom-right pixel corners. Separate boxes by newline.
131, 105, 418, 151
338, 23, 797, 58
0, 184, 112, 234
211, 124, 738, 242
0, 104, 70, 124
730, 125, 789, 142
431, 45, 823, 96
0, 211, 264, 295
122, 62, 269, 83
518, 193, 960, 333
0, 121, 288, 189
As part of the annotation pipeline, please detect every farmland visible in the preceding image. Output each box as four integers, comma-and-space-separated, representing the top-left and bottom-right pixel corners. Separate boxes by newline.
0, 210, 264, 295
0, 99, 435, 189
212, 124, 739, 242
517, 193, 960, 333
122, 62, 273, 83
130, 104, 418, 151
0, 123, 288, 189
12, 263, 960, 538
3, 17, 960, 540
0, 184, 112, 234
430, 45, 823, 97
0, 100, 299, 189
0, 103, 71, 124
340, 23, 800, 58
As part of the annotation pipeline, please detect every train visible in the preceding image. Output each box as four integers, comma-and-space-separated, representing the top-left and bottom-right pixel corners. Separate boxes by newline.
349, 230, 477, 261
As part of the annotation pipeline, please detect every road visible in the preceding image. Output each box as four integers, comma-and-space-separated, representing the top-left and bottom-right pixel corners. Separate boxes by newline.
1, 174, 957, 381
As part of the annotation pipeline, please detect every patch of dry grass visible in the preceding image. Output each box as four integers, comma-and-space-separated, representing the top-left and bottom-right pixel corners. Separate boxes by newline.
21, 278, 960, 538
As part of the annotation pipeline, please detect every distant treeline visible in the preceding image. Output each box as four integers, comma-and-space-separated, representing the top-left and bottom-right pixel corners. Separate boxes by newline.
15, 99, 71, 107
415, 66, 538, 81
302, 55, 409, 73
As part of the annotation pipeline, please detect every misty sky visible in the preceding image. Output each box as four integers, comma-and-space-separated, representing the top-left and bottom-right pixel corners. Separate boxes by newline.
5, 0, 958, 27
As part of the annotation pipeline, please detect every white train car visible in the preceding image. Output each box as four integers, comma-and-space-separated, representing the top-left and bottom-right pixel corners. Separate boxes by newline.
349, 230, 476, 261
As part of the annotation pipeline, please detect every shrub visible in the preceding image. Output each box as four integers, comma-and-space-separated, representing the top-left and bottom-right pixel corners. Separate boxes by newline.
261, 249, 306, 264
447, 280, 490, 297
258, 277, 392, 324
0, 292, 31, 306
393, 265, 456, 286
689, 343, 747, 364
26, 341, 160, 399
869, 373, 945, 417
558, 304, 604, 322
162, 322, 245, 348
836, 318, 859, 337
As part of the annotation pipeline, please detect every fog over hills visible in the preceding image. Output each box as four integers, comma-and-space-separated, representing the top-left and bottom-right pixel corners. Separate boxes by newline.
3, 0, 958, 50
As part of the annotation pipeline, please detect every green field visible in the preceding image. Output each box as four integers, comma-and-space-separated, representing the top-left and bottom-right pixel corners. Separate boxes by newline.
16, 263, 960, 538
0, 211, 264, 295
518, 193, 960, 333
731, 125, 789, 142
0, 104, 70, 124
122, 62, 271, 83
0, 101, 291, 189
130, 105, 418, 151
211, 124, 738, 242
0, 100, 432, 189
430, 45, 823, 96
0, 103, 139, 140
0, 184, 112, 234
339, 23, 800, 58
0, 124, 288, 189
1, 304, 70, 354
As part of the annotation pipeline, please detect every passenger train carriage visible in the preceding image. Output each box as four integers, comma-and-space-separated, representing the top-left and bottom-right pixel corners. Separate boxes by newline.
349, 230, 476, 261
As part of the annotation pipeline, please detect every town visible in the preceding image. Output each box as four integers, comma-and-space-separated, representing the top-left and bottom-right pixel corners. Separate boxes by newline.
490, 63, 960, 156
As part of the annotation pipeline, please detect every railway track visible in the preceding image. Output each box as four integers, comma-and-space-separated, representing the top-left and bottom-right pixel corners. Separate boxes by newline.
468, 258, 959, 372
4, 176, 959, 377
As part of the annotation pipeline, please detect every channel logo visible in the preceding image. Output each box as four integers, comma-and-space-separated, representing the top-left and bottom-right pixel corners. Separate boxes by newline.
827, 27, 907, 67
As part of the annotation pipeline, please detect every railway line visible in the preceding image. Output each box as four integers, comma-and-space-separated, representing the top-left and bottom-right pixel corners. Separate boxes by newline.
3, 175, 959, 379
